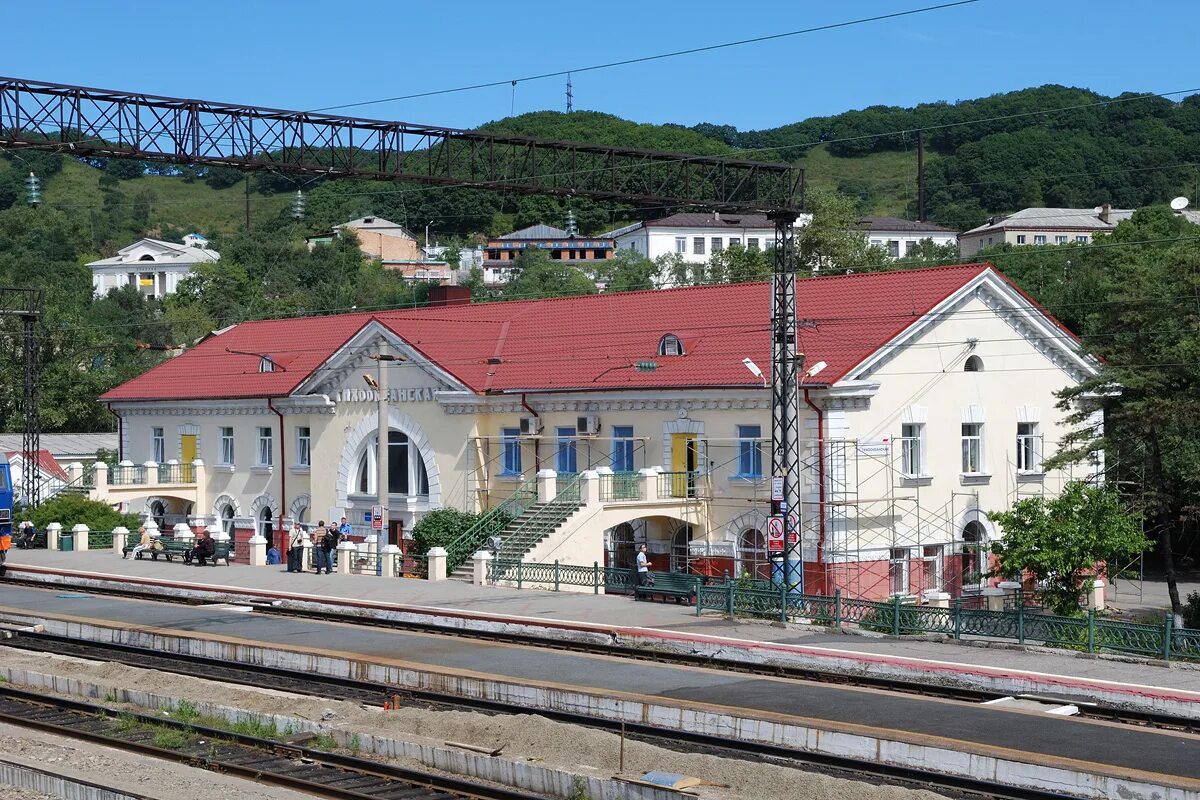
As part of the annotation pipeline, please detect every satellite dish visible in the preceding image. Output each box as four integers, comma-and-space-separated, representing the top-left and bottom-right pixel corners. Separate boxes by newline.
1092, 206, 1104, 214
1170, 196, 1190, 211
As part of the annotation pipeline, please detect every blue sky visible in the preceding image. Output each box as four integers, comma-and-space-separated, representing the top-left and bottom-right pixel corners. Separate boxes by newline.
3, 1, 1195, 131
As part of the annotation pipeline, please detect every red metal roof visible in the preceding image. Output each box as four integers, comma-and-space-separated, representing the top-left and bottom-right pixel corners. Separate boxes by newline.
102, 264, 1019, 402
5, 449, 69, 482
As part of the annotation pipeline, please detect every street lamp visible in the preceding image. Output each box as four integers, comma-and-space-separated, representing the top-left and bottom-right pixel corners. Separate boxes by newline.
742, 357, 767, 388
368, 348, 405, 547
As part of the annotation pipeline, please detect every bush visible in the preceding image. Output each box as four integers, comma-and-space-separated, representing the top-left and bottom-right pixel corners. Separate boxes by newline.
1184, 592, 1200, 630
410, 508, 480, 556
27, 494, 141, 532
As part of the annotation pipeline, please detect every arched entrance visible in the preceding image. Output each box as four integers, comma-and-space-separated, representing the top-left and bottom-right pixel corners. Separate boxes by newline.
609, 523, 636, 570
148, 500, 166, 530
339, 410, 441, 536
738, 528, 770, 580
670, 524, 694, 573
220, 505, 235, 537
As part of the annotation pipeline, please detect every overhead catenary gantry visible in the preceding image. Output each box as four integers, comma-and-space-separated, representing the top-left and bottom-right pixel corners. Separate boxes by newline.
0, 76, 807, 587
0, 76, 802, 212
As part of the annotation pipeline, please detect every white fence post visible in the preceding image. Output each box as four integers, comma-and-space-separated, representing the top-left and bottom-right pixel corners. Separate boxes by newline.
427, 546, 447, 581
72, 524, 89, 552
46, 522, 61, 550
112, 526, 129, 555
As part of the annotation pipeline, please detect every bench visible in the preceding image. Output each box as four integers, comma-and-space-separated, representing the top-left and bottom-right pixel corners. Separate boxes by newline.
633, 570, 698, 604
122, 537, 231, 565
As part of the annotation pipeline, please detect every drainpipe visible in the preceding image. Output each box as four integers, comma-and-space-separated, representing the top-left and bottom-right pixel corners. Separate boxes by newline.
520, 393, 541, 472
268, 398, 285, 546
803, 388, 827, 595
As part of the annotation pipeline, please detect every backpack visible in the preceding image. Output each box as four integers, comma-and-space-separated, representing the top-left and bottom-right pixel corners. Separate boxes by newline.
322, 530, 337, 551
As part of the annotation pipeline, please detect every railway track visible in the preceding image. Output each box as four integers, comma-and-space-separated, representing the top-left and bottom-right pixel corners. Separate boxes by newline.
5, 632, 1070, 800
5, 576, 1191, 734
0, 682, 544, 800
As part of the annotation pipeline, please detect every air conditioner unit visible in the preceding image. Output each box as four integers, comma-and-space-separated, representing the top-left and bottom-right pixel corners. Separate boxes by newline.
518, 417, 542, 436
576, 415, 601, 436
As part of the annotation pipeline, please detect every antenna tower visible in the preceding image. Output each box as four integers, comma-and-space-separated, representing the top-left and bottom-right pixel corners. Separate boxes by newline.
566, 73, 574, 113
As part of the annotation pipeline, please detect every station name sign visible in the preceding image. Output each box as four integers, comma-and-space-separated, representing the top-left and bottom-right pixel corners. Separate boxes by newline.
335, 387, 437, 404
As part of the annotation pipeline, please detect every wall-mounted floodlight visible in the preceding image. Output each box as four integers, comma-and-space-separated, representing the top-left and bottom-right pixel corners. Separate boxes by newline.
742, 357, 767, 387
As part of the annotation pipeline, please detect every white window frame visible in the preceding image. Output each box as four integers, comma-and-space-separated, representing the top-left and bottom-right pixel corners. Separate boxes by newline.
961, 422, 984, 474
922, 545, 944, 591
1016, 234, 1026, 244
1016, 422, 1041, 473
900, 422, 925, 477
256, 426, 273, 468
1034, 234, 1047, 245
296, 426, 311, 467
693, 236, 705, 255
889, 547, 912, 595
219, 427, 234, 466
674, 236, 686, 254
1075, 235, 1088, 243
151, 427, 165, 464
736, 424, 763, 478
1054, 235, 1068, 245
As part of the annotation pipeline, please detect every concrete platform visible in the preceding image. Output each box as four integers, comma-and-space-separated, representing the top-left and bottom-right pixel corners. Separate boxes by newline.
1, 583, 1199, 800
6, 549, 1200, 718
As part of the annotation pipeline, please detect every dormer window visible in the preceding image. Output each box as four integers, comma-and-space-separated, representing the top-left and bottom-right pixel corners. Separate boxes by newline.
259, 356, 275, 373
658, 334, 685, 357
964, 355, 983, 372
138, 254, 155, 261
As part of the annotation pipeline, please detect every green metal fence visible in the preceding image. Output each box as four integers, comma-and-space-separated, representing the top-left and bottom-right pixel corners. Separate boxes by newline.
489, 559, 641, 595
88, 530, 115, 549
598, 471, 640, 501
489, 557, 1200, 662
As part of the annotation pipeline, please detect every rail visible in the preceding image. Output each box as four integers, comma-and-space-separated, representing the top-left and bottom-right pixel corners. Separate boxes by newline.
0, 684, 539, 800
598, 471, 639, 501
657, 470, 698, 499
491, 475, 582, 562
444, 476, 536, 574
110, 464, 147, 485
157, 463, 195, 484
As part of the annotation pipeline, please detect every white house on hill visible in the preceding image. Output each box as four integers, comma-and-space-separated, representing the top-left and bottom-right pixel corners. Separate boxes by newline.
89, 238, 220, 299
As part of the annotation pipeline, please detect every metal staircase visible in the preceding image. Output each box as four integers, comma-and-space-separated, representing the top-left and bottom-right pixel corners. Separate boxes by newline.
449, 476, 583, 581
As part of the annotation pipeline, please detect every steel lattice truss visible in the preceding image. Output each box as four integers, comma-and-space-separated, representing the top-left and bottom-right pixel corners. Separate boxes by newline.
0, 77, 802, 211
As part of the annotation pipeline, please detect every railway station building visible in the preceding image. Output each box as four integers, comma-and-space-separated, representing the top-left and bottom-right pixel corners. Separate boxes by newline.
98, 263, 1098, 600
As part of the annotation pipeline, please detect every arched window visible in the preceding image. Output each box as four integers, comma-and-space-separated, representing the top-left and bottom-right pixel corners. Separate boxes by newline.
658, 334, 685, 357
670, 525, 694, 573
220, 504, 235, 536
258, 507, 273, 549
259, 356, 275, 373
964, 355, 983, 372
609, 523, 636, 570
738, 528, 770, 580
149, 500, 166, 531
138, 254, 155, 262
353, 430, 430, 496
961, 520, 987, 590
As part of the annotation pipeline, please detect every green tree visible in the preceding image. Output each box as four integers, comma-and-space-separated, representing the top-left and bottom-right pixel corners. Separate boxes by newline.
988, 482, 1148, 616
710, 243, 772, 283
604, 249, 658, 292
28, 494, 141, 533
502, 248, 596, 300
797, 190, 889, 272
1049, 207, 1200, 616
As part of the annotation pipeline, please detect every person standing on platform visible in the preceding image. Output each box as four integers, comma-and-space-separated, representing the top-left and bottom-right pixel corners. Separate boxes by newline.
313, 521, 332, 574
287, 522, 304, 573
636, 544, 653, 586
335, 516, 352, 568
0, 523, 10, 576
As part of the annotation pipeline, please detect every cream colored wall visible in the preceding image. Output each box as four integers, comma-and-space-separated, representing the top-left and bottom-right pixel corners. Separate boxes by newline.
837, 294, 1085, 557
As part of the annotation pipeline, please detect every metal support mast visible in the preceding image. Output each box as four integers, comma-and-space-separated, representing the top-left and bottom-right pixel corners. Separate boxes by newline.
0, 289, 44, 508
769, 212, 803, 593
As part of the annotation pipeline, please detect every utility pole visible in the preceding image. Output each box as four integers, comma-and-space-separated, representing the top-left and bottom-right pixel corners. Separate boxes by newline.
916, 130, 925, 223
370, 345, 402, 546
769, 212, 803, 594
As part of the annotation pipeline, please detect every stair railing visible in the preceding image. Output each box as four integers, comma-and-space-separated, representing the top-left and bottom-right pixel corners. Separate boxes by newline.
492, 474, 583, 566
445, 476, 537, 574
41, 463, 97, 502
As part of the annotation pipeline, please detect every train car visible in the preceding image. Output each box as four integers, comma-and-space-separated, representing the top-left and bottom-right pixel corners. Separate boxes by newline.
0, 451, 12, 537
